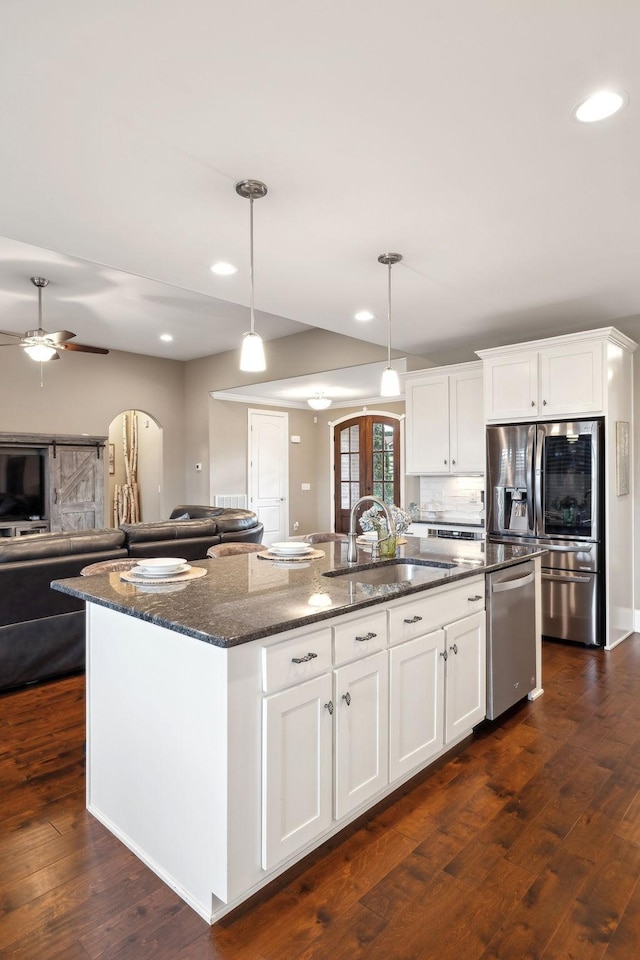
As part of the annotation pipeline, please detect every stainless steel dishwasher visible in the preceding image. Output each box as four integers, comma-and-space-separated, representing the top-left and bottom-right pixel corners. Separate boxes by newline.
486, 561, 537, 720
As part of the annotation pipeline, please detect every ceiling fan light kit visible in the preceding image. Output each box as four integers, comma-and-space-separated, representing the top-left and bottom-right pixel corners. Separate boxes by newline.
236, 179, 267, 373
0, 276, 109, 366
378, 252, 402, 398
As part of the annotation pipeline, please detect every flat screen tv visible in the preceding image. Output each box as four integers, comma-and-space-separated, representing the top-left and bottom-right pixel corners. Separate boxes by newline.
0, 448, 46, 521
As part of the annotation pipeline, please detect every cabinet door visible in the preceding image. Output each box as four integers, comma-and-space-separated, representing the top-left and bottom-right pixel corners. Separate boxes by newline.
262, 673, 333, 870
539, 341, 603, 416
484, 352, 539, 421
449, 370, 485, 473
405, 376, 450, 474
334, 651, 389, 820
444, 612, 486, 743
389, 629, 444, 782
48, 444, 105, 531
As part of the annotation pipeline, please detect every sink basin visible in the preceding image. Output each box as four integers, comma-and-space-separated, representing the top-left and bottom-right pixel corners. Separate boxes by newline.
324, 560, 455, 587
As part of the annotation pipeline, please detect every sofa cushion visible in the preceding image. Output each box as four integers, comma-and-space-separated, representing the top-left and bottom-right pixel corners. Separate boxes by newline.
169, 505, 224, 520
214, 509, 260, 534
0, 528, 126, 563
120, 518, 218, 543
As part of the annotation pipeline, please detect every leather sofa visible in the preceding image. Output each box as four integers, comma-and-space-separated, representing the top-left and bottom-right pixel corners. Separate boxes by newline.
0, 507, 263, 692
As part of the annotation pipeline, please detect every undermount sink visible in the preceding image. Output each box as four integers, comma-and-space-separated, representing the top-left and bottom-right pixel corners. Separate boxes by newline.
324, 560, 455, 587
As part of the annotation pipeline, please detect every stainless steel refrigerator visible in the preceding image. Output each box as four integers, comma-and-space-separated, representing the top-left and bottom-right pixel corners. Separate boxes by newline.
486, 419, 604, 646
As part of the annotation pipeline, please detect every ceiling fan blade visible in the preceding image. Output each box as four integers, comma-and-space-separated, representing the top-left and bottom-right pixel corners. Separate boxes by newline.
47, 330, 76, 343
51, 351, 61, 360
60, 341, 109, 355
0, 329, 22, 340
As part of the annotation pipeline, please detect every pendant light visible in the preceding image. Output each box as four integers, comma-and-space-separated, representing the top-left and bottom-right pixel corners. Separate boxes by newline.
378, 252, 402, 397
236, 179, 268, 372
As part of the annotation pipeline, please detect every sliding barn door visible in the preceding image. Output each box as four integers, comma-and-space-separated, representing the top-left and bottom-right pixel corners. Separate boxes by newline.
48, 444, 106, 531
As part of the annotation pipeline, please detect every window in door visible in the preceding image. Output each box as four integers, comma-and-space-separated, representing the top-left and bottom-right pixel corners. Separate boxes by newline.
334, 415, 400, 533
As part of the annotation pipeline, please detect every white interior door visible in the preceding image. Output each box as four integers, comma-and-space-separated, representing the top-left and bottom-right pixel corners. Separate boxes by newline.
248, 409, 289, 545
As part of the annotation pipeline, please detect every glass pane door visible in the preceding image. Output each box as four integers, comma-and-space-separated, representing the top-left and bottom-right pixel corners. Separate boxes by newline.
542, 433, 595, 538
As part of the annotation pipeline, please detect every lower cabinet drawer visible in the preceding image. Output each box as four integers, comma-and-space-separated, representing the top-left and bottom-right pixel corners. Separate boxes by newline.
262, 627, 332, 693
333, 609, 387, 666
388, 577, 485, 646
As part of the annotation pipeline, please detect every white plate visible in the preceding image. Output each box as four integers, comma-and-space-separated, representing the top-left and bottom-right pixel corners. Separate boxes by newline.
270, 541, 314, 555
134, 563, 190, 578
135, 557, 187, 573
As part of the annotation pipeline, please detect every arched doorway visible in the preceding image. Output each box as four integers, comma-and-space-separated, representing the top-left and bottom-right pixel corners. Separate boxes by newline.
107, 411, 163, 525
333, 413, 401, 533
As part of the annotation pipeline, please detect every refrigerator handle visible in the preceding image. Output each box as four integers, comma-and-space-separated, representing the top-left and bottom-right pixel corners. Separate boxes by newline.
534, 426, 544, 535
525, 424, 535, 532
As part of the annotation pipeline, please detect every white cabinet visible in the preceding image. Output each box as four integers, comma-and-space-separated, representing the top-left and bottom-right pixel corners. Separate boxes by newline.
389, 629, 444, 780
334, 650, 389, 819
405, 362, 484, 474
262, 673, 333, 870
479, 336, 605, 422
443, 612, 486, 742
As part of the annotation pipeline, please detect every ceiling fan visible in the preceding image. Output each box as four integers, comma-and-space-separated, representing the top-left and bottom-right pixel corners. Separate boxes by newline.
0, 276, 110, 361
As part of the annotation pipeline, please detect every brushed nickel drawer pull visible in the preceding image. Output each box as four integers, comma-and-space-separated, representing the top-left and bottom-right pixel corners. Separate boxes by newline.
468, 594, 483, 601
324, 701, 334, 715
291, 652, 318, 664
403, 615, 423, 624
355, 631, 377, 642
342, 692, 351, 706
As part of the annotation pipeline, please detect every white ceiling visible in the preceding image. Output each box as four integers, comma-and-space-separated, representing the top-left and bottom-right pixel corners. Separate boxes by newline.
1, 1, 639, 373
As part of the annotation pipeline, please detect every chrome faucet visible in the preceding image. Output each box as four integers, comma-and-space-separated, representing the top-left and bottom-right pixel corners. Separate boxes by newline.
347, 496, 396, 563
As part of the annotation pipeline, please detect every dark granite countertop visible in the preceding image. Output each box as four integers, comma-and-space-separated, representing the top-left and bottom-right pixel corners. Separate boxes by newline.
51, 538, 545, 649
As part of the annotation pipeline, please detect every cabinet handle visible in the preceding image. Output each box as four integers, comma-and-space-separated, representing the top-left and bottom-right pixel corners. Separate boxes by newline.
450, 643, 458, 655
404, 615, 423, 624
543, 399, 547, 406
452, 459, 456, 465
324, 701, 334, 715
291, 651, 318, 664
444, 459, 447, 465
468, 595, 483, 602
342, 692, 351, 706
531, 400, 535, 407
440, 649, 448, 661
355, 631, 377, 642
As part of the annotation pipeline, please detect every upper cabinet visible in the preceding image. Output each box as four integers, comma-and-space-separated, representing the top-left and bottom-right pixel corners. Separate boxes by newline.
477, 329, 635, 423
404, 362, 484, 475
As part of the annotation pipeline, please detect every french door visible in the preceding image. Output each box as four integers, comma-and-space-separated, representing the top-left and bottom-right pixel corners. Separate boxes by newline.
334, 415, 400, 534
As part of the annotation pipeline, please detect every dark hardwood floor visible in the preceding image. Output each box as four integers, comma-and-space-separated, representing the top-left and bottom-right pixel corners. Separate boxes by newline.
3, 637, 640, 959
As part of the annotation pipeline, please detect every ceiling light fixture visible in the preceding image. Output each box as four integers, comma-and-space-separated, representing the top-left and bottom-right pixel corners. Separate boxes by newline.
307, 392, 331, 410
236, 179, 268, 372
22, 278, 56, 361
573, 90, 627, 123
355, 310, 374, 322
210, 261, 238, 276
378, 253, 402, 397
160, 333, 173, 342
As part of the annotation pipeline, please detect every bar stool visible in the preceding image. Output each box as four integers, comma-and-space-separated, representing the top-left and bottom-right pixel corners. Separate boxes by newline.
80, 558, 140, 576
207, 543, 266, 558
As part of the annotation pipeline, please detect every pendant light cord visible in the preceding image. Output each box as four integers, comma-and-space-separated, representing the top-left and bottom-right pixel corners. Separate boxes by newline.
249, 196, 255, 336
387, 260, 392, 365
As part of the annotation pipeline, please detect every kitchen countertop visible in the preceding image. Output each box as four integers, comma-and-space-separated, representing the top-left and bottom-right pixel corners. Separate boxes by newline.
52, 537, 545, 648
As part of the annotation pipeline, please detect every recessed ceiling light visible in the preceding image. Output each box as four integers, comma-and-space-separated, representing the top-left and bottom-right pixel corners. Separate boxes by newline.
160, 333, 173, 342
573, 90, 628, 123
210, 261, 238, 276
355, 310, 374, 321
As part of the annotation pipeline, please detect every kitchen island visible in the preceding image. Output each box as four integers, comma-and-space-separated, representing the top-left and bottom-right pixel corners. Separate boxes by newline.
53, 537, 545, 924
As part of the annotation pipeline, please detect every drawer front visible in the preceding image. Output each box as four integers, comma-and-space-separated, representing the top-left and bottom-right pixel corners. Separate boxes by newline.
262, 628, 332, 693
333, 609, 388, 666
388, 578, 485, 646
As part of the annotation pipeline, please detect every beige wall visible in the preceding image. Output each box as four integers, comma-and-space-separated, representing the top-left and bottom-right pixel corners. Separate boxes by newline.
0, 348, 186, 517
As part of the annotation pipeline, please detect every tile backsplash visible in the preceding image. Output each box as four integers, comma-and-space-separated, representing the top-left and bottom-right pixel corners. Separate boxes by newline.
419, 475, 485, 524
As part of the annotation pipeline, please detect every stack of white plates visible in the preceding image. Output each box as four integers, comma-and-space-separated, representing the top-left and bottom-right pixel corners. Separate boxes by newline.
134, 557, 189, 577
269, 541, 314, 557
